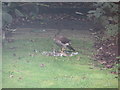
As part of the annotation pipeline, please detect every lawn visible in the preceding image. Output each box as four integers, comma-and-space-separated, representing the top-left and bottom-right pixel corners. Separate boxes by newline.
2, 28, 118, 88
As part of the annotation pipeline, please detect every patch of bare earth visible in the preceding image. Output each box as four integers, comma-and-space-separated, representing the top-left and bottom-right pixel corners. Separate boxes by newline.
94, 34, 119, 71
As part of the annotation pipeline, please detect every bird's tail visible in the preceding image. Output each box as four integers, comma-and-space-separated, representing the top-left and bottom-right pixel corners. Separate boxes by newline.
67, 45, 75, 51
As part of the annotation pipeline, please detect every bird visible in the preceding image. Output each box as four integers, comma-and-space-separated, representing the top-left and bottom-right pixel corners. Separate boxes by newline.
53, 35, 75, 55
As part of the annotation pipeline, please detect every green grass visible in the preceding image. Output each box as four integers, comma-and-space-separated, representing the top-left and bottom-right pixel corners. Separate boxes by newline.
2, 29, 118, 88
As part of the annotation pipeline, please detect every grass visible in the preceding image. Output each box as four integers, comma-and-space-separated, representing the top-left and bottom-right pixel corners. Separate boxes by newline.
2, 28, 118, 88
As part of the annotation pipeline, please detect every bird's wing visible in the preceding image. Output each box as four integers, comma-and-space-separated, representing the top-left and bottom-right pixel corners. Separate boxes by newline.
58, 36, 71, 44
